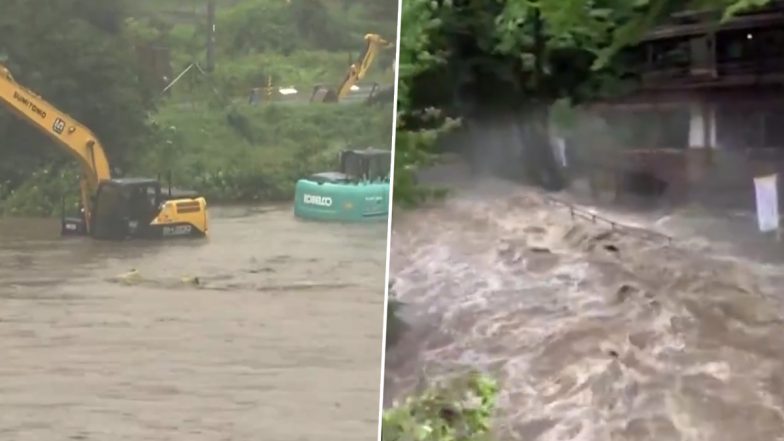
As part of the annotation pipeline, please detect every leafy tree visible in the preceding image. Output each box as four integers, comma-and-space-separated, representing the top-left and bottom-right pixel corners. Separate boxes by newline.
217, 0, 355, 55
392, 0, 455, 207
0, 0, 155, 185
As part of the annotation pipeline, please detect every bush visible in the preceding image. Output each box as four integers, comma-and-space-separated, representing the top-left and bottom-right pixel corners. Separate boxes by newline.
217, 0, 356, 54
0, 166, 81, 217
134, 101, 395, 203
0, 101, 394, 215
382, 372, 499, 441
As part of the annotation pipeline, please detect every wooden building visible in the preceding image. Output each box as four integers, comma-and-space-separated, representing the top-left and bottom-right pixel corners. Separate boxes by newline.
586, 2, 784, 205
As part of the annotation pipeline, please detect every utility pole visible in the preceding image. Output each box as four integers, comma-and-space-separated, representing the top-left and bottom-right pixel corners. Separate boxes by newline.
206, 0, 216, 73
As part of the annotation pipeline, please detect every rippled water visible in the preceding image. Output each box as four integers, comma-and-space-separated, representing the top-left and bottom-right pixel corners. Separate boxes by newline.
0, 205, 387, 441
385, 177, 784, 441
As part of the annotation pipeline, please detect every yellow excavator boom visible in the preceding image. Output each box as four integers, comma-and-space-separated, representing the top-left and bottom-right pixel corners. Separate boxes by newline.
312, 33, 391, 103
0, 64, 111, 231
335, 33, 390, 100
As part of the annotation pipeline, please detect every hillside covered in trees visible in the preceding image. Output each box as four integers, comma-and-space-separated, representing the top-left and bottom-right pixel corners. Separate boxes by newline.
0, 0, 397, 215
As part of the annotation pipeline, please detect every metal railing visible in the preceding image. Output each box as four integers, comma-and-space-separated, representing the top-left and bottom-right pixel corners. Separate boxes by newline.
543, 195, 674, 244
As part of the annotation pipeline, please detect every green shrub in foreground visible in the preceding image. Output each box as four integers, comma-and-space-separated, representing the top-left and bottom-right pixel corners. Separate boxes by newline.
382, 372, 498, 441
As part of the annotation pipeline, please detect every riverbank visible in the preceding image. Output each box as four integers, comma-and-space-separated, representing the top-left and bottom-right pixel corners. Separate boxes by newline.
0, 102, 394, 217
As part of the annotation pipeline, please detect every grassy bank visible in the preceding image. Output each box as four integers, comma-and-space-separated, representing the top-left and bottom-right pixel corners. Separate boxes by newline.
130, 0, 397, 98
0, 101, 394, 216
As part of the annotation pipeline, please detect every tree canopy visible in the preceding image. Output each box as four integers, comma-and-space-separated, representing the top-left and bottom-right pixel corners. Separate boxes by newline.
0, 0, 153, 183
393, 0, 774, 204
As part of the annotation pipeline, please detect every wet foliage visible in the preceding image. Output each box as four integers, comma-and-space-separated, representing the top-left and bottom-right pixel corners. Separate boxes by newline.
0, 0, 154, 177
382, 372, 499, 441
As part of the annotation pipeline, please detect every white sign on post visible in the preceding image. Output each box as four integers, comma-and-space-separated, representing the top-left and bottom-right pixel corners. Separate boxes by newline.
554, 137, 567, 168
753, 174, 779, 233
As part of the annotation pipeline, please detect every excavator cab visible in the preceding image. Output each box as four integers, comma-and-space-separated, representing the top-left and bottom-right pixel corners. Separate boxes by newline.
339, 148, 391, 182
293, 147, 390, 222
90, 179, 161, 240
62, 179, 207, 240
62, 179, 157, 238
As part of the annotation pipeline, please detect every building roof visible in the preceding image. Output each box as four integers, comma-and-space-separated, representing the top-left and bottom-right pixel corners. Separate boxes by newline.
641, 3, 784, 42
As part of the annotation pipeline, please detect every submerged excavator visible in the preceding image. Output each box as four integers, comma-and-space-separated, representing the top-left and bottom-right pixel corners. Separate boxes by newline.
0, 63, 208, 240
310, 33, 392, 103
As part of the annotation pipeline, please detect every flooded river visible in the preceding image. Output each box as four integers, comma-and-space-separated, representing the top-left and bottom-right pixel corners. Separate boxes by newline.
386, 174, 784, 441
0, 205, 387, 441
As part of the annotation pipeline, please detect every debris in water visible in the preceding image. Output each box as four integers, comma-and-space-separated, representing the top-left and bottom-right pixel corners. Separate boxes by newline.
615, 284, 639, 303
247, 267, 275, 274
497, 241, 513, 255
628, 331, 653, 350
181, 276, 200, 286
115, 269, 143, 286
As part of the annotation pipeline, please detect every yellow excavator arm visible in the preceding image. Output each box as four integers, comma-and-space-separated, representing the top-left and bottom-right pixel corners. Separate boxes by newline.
0, 63, 110, 230
1, 63, 208, 240
334, 33, 391, 100
310, 33, 392, 103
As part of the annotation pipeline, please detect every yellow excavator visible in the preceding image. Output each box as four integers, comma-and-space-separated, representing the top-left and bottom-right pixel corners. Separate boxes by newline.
310, 33, 392, 103
0, 63, 208, 240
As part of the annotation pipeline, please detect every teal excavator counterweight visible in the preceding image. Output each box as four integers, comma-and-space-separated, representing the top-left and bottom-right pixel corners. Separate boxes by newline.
294, 148, 390, 222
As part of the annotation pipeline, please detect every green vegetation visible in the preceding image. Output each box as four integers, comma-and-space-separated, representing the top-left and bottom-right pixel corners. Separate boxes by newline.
382, 372, 499, 441
141, 102, 393, 202
0, 101, 392, 216
382, 287, 500, 441
128, 0, 397, 95
0, 0, 397, 216
392, 0, 775, 206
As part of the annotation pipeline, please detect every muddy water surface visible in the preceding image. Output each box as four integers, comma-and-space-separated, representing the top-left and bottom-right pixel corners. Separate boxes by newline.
386, 177, 784, 441
0, 205, 387, 441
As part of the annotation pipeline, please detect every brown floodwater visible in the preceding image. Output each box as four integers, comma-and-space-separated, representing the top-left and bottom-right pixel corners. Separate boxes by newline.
385, 173, 784, 441
0, 205, 387, 441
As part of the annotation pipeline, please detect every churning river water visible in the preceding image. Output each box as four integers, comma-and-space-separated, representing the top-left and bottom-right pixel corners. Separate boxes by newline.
385, 174, 784, 441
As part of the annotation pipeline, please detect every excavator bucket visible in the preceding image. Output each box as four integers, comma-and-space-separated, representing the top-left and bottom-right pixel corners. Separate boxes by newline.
309, 33, 390, 105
